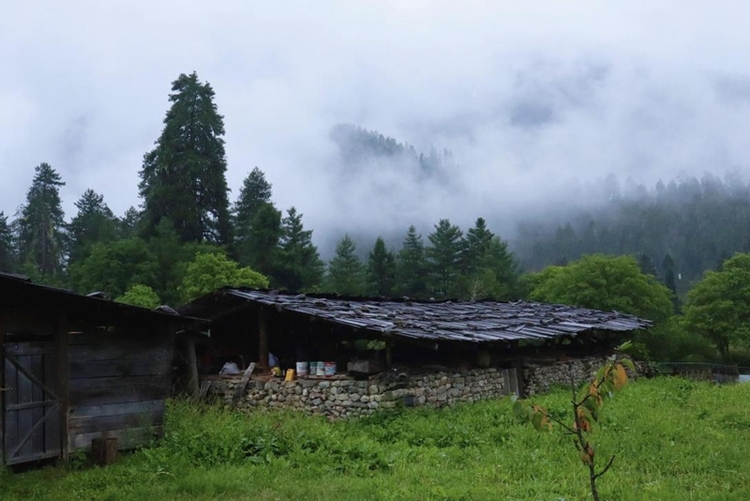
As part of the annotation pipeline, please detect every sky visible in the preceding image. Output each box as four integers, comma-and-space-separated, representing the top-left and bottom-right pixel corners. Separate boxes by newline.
3, 1, 750, 253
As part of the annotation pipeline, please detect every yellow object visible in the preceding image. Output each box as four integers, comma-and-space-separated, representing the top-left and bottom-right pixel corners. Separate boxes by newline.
285, 369, 296, 381
271, 367, 282, 377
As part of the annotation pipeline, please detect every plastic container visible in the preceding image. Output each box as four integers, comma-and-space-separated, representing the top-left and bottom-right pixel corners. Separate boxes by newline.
296, 361, 308, 377
324, 361, 337, 377
285, 369, 295, 382
316, 361, 325, 376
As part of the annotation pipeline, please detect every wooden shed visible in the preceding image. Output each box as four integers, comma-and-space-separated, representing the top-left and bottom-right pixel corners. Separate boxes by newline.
0, 273, 200, 466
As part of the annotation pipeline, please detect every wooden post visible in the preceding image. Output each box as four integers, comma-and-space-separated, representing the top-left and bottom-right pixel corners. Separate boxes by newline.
185, 333, 200, 400
258, 308, 269, 369
1, 315, 6, 459
91, 437, 118, 465
56, 310, 69, 461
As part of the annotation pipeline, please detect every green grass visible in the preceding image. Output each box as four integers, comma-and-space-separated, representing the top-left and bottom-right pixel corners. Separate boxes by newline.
3, 377, 750, 500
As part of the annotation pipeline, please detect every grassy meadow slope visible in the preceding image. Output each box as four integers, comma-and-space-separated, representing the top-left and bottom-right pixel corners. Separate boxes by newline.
2, 378, 749, 501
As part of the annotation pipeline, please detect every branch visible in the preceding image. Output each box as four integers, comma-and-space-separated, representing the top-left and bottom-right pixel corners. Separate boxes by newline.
547, 413, 578, 435
594, 454, 616, 480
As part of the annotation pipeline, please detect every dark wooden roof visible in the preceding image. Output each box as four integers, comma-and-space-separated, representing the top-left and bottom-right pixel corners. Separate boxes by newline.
180, 288, 650, 344
0, 272, 204, 328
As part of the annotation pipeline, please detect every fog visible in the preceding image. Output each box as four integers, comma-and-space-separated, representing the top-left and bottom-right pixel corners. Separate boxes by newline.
3, 1, 750, 255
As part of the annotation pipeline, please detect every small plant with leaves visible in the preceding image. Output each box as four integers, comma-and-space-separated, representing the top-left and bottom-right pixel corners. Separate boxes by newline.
513, 352, 635, 501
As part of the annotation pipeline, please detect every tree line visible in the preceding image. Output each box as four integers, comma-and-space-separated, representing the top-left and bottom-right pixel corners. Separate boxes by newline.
2, 71, 749, 364
0, 72, 518, 307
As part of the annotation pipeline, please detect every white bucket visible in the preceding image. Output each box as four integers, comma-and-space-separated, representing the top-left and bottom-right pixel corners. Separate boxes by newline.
324, 362, 337, 377
296, 361, 308, 377
316, 361, 325, 376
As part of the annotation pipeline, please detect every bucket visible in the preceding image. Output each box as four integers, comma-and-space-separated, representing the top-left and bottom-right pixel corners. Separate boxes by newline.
316, 361, 325, 376
285, 369, 295, 382
324, 362, 337, 377
296, 361, 308, 377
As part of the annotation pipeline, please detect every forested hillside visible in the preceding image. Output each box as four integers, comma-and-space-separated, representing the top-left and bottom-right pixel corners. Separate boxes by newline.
513, 172, 750, 294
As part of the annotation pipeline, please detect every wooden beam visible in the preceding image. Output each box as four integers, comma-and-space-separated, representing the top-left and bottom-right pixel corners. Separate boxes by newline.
56, 310, 69, 462
185, 332, 199, 400
258, 308, 269, 369
232, 362, 256, 405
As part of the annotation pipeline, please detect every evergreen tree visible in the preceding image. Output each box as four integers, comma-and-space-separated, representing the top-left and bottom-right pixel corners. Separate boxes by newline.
276, 207, 324, 291
139, 72, 232, 245
464, 217, 494, 274
366, 237, 396, 296
426, 219, 464, 298
395, 225, 428, 298
637, 253, 657, 276
119, 207, 142, 239
234, 167, 273, 234
68, 189, 117, 266
662, 254, 677, 294
233, 167, 282, 277
461, 237, 519, 301
16, 163, 66, 281
0, 212, 15, 272
326, 234, 365, 295
239, 202, 282, 280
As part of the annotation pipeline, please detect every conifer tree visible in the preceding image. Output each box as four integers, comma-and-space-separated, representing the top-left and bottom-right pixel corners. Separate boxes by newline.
464, 217, 494, 274
68, 189, 117, 266
139, 72, 232, 245
276, 207, 324, 291
240, 203, 282, 280
326, 234, 365, 295
366, 237, 396, 297
16, 163, 67, 281
395, 225, 428, 298
234, 167, 273, 234
426, 219, 464, 298
0, 212, 15, 272
119, 207, 142, 239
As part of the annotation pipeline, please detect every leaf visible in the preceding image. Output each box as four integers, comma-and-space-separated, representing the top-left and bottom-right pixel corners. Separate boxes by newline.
613, 364, 628, 390
620, 358, 637, 372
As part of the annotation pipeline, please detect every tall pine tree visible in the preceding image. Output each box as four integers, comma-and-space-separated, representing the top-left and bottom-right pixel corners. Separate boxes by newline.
426, 219, 464, 298
326, 234, 365, 296
234, 167, 272, 234
463, 217, 494, 274
0, 212, 14, 272
68, 189, 117, 267
395, 225, 428, 298
276, 207, 324, 291
366, 237, 396, 297
139, 72, 232, 244
16, 163, 66, 282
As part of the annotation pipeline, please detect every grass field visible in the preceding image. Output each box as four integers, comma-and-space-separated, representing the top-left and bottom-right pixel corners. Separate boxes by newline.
2, 377, 750, 501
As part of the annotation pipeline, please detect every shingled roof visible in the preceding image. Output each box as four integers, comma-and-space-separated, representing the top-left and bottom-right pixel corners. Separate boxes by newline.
180, 288, 650, 344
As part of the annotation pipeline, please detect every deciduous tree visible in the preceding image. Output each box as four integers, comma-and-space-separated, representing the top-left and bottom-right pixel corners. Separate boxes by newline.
179, 252, 268, 303
529, 254, 673, 322
683, 252, 750, 359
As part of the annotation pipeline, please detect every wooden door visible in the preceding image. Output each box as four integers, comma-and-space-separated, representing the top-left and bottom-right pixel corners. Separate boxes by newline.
2, 342, 61, 465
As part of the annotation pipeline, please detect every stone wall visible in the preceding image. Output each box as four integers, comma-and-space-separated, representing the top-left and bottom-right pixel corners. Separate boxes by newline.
205, 367, 510, 419
522, 355, 642, 395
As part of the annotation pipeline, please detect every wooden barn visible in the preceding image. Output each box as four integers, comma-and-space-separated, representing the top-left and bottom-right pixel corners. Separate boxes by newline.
179, 288, 649, 399
0, 272, 200, 466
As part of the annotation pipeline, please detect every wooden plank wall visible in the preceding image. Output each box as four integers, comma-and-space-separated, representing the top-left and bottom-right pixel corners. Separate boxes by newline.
67, 327, 174, 451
